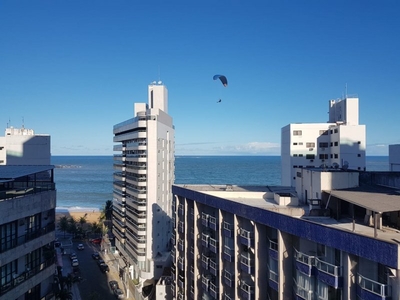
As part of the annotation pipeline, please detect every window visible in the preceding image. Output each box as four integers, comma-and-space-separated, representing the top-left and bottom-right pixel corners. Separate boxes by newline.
299, 154, 303, 157
319, 130, 328, 135
0, 221, 17, 252
358, 154, 361, 157
319, 142, 329, 148
334, 154, 338, 159
299, 142, 303, 145
293, 154, 298, 157
334, 142, 338, 146
334, 129, 338, 133
293, 143, 298, 145
319, 154, 328, 159
306, 142, 315, 148
306, 154, 315, 160
293, 130, 302, 136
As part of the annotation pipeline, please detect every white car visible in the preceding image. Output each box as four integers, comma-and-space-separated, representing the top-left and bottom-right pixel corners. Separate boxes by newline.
71, 259, 79, 267
77, 243, 84, 250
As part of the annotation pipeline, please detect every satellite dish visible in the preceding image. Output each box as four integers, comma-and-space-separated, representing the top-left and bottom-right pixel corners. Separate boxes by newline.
332, 162, 339, 169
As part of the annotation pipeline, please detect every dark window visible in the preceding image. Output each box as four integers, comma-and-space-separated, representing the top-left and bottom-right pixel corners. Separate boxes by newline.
306, 154, 315, 159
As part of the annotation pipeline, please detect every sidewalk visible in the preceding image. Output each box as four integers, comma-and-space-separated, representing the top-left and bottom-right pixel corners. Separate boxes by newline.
57, 247, 82, 300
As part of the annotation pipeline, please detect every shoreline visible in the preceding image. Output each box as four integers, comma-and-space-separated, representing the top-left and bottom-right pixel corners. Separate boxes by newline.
56, 207, 103, 224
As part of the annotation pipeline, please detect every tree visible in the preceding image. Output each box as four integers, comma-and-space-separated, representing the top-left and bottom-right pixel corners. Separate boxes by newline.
104, 200, 113, 220
67, 217, 78, 237
58, 216, 69, 238
56, 288, 73, 300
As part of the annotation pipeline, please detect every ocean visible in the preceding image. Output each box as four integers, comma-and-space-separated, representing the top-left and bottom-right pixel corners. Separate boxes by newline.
51, 155, 389, 210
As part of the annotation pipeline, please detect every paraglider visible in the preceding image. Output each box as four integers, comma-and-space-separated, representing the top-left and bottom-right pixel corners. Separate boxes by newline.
213, 74, 228, 87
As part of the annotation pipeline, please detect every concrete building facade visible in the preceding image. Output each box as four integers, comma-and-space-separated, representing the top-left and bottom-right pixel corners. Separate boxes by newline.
281, 96, 366, 187
0, 126, 51, 165
389, 144, 400, 171
112, 82, 175, 299
0, 165, 57, 300
171, 167, 400, 300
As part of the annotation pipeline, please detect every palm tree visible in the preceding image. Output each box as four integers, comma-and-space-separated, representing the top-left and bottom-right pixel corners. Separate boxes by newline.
58, 216, 69, 238
56, 288, 73, 300
68, 217, 78, 237
104, 200, 113, 220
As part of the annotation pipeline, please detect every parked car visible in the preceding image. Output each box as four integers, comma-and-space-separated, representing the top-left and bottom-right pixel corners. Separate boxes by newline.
99, 263, 109, 273
113, 288, 124, 299
90, 238, 102, 245
77, 243, 84, 250
92, 252, 100, 260
71, 259, 79, 267
97, 259, 105, 265
70, 253, 77, 260
109, 280, 119, 291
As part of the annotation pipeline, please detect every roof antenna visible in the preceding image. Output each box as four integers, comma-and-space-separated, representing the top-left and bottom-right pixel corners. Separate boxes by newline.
345, 83, 348, 98
22, 116, 24, 128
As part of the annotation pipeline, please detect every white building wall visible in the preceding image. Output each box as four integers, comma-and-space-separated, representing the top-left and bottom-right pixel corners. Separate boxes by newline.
0, 127, 51, 165
282, 96, 365, 187
389, 144, 400, 171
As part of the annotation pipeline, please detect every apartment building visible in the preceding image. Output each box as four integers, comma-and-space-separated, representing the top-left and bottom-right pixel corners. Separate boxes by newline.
281, 96, 366, 187
389, 144, 400, 171
0, 126, 51, 165
170, 168, 400, 300
0, 166, 57, 300
112, 82, 175, 299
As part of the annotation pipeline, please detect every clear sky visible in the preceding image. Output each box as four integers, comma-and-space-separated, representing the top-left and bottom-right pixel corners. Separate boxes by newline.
1, 1, 399, 156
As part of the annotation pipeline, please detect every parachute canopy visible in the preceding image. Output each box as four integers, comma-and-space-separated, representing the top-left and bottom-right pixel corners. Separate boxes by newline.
213, 74, 228, 87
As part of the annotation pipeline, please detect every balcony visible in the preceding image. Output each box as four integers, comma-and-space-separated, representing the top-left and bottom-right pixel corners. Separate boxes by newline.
210, 281, 218, 299
239, 228, 254, 248
209, 216, 218, 231
357, 274, 391, 300
294, 248, 315, 276
223, 221, 233, 238
201, 254, 210, 270
224, 293, 234, 300
293, 278, 314, 300
190, 208, 194, 220
315, 258, 343, 288
190, 227, 195, 240
190, 246, 194, 259
268, 264, 279, 291
209, 259, 218, 276
224, 270, 234, 287
178, 221, 184, 233
178, 239, 184, 252
268, 238, 278, 260
202, 275, 212, 291
202, 213, 209, 227
190, 285, 195, 299
190, 265, 194, 279
240, 280, 255, 300
240, 253, 254, 275
177, 291, 184, 300
202, 233, 210, 247
223, 245, 234, 262
171, 232, 176, 245
171, 266, 176, 281
178, 204, 184, 216
209, 237, 218, 253
178, 257, 184, 271
178, 275, 185, 289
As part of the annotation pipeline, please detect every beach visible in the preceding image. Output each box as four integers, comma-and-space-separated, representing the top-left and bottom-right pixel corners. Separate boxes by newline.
56, 208, 103, 224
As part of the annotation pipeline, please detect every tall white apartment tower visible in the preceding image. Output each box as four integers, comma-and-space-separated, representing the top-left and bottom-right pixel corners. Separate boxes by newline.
281, 96, 366, 187
112, 82, 175, 299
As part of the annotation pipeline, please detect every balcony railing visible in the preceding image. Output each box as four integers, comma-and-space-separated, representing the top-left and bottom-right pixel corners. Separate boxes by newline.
294, 248, 315, 266
315, 258, 342, 277
223, 221, 233, 237
0, 183, 55, 201
0, 222, 55, 254
0, 258, 55, 296
293, 278, 314, 300
358, 274, 391, 297
268, 238, 278, 251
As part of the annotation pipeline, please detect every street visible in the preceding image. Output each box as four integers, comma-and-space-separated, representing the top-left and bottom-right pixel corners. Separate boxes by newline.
60, 239, 125, 300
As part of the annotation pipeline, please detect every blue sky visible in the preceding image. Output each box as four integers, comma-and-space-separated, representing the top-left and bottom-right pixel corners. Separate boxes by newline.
1, 1, 399, 156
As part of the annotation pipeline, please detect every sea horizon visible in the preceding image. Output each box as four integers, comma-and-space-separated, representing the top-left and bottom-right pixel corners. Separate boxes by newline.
52, 155, 390, 211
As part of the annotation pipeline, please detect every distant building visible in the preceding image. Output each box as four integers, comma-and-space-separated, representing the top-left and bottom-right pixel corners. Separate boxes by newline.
171, 167, 400, 300
112, 82, 175, 299
0, 126, 51, 165
281, 96, 366, 187
389, 144, 400, 171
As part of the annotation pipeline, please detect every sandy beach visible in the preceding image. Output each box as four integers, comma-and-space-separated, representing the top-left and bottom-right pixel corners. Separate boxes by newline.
56, 208, 103, 224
